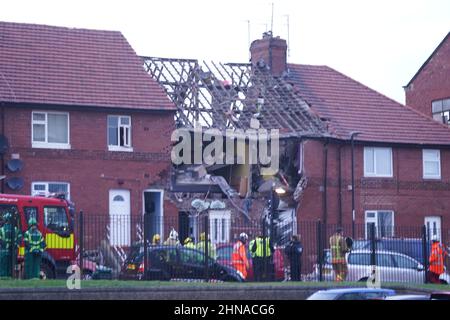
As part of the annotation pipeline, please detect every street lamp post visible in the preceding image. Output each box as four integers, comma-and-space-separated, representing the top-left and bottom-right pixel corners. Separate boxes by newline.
350, 131, 361, 239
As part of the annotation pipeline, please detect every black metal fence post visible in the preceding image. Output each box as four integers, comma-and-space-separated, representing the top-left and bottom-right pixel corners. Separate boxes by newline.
204, 215, 209, 282
262, 220, 268, 281
370, 223, 376, 267
10, 213, 16, 279
79, 211, 84, 278
143, 212, 150, 279
317, 220, 323, 282
422, 225, 428, 284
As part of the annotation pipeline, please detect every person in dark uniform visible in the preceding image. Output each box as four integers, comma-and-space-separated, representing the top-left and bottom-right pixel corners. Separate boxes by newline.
285, 234, 303, 281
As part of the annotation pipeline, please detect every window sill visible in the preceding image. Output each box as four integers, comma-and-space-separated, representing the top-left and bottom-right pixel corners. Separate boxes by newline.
32, 143, 71, 150
363, 175, 393, 178
423, 176, 441, 180
108, 146, 134, 152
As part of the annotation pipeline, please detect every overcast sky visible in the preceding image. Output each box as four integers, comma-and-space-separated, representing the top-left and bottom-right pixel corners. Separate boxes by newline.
2, 0, 449, 104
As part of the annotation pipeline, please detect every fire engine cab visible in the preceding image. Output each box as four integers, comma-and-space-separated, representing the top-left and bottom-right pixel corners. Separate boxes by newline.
0, 193, 76, 278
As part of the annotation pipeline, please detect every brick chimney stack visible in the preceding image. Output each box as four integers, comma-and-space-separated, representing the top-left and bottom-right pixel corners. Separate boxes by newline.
250, 31, 287, 77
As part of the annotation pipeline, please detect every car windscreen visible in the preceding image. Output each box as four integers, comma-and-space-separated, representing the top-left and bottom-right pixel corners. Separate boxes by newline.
44, 206, 69, 236
348, 253, 371, 265
307, 292, 339, 300
0, 204, 21, 230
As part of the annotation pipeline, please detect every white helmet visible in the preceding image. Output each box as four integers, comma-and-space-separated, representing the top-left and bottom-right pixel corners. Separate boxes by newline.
169, 229, 179, 240
239, 232, 248, 242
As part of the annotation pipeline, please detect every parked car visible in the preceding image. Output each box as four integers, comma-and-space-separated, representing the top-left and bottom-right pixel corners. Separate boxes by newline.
119, 244, 243, 282
430, 291, 450, 300
353, 238, 433, 263
308, 249, 450, 284
384, 294, 430, 300
386, 292, 450, 300
216, 243, 285, 281
307, 288, 396, 300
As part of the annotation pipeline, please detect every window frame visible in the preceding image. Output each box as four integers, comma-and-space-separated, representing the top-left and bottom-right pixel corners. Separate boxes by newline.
31, 182, 70, 200
422, 149, 441, 180
208, 210, 231, 245
431, 98, 450, 124
364, 147, 393, 178
107, 115, 133, 152
31, 111, 70, 149
365, 210, 395, 238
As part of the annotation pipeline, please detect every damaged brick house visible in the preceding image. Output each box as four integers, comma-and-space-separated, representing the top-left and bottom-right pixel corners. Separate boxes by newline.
404, 31, 450, 125
0, 21, 177, 246
145, 32, 450, 245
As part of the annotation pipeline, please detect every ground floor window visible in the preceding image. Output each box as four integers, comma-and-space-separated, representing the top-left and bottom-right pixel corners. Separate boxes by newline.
32, 182, 70, 200
365, 210, 394, 238
209, 210, 231, 245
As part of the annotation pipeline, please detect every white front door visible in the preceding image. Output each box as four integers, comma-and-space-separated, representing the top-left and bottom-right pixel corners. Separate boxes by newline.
425, 216, 442, 241
109, 189, 131, 246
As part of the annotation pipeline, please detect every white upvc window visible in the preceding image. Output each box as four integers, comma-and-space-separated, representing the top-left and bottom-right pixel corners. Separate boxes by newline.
423, 149, 441, 179
209, 210, 231, 245
31, 182, 70, 200
32, 111, 70, 149
107, 115, 133, 152
364, 147, 393, 177
365, 210, 394, 238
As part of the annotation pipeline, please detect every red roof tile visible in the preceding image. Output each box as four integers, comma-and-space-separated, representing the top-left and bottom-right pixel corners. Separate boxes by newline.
0, 21, 175, 111
288, 64, 450, 145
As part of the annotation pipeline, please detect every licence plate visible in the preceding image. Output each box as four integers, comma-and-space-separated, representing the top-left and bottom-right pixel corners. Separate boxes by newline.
127, 264, 136, 270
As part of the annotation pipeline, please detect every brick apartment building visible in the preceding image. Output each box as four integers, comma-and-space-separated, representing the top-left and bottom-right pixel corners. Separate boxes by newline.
404, 31, 450, 124
0, 21, 177, 246
249, 33, 450, 240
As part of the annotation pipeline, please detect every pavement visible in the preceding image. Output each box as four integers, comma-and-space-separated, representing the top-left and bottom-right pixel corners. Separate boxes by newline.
0, 284, 436, 300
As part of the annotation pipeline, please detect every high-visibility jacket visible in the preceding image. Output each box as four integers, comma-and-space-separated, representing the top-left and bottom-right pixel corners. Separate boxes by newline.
330, 233, 347, 264
232, 240, 249, 279
0, 223, 22, 250
248, 239, 256, 258
196, 240, 217, 260
429, 242, 447, 275
24, 228, 46, 254
184, 242, 196, 250
251, 237, 272, 258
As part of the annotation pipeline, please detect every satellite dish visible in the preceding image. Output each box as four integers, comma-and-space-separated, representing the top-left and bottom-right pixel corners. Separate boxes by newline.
6, 177, 24, 191
7, 159, 24, 172
0, 135, 9, 155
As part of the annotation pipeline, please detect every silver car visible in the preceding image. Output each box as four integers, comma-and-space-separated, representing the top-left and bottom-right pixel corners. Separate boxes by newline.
308, 249, 450, 284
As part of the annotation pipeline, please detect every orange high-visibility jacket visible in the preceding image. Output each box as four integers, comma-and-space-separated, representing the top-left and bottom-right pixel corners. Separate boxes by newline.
232, 240, 249, 279
429, 242, 447, 275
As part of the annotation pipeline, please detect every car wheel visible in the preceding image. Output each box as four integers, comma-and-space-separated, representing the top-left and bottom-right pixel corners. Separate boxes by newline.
40, 262, 55, 280
440, 279, 448, 285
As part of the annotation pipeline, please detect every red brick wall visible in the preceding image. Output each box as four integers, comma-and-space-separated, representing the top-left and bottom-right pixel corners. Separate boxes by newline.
405, 35, 450, 117
1, 105, 177, 222
298, 139, 450, 232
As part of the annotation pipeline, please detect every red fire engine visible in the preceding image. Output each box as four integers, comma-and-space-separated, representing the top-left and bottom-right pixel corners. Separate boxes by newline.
0, 193, 76, 278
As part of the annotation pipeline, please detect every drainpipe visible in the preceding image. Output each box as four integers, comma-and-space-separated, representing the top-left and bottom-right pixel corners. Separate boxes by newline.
338, 145, 343, 226
322, 140, 328, 226
1, 103, 5, 193
350, 132, 361, 238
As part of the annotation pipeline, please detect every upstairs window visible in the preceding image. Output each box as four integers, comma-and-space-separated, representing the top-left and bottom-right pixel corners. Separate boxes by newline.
432, 98, 450, 124
423, 149, 441, 179
32, 182, 70, 200
32, 111, 70, 149
364, 147, 393, 177
108, 115, 132, 151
